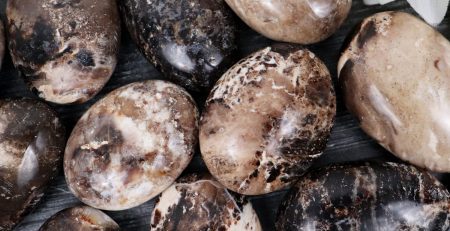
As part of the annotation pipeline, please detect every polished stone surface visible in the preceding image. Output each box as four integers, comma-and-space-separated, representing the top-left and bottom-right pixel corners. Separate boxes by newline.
39, 205, 119, 231
0, 99, 65, 230
64, 80, 199, 211
200, 44, 336, 195
7, 0, 120, 104
151, 173, 262, 231
276, 162, 450, 230
0, 22, 5, 70
339, 12, 450, 172
120, 0, 237, 93
225, 0, 352, 44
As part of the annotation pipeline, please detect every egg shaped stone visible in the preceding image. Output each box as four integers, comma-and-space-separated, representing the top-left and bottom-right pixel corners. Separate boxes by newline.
0, 99, 65, 230
151, 173, 262, 231
64, 80, 199, 210
338, 12, 450, 172
39, 205, 119, 231
225, 0, 352, 44
120, 0, 236, 92
200, 44, 336, 195
276, 162, 450, 230
7, 0, 120, 104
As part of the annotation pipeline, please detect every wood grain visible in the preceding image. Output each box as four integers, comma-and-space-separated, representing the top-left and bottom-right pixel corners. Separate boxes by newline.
0, 0, 446, 230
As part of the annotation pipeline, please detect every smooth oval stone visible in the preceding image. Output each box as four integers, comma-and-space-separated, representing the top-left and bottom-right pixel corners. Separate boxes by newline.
225, 0, 352, 44
39, 205, 119, 231
120, 0, 236, 92
276, 162, 450, 230
338, 12, 450, 172
200, 44, 336, 195
0, 99, 65, 230
151, 173, 262, 231
7, 0, 120, 104
65, 80, 199, 210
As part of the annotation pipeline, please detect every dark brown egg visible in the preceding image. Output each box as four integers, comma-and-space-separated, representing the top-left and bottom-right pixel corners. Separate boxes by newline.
0, 99, 65, 230
39, 205, 119, 231
200, 44, 336, 195
277, 162, 450, 230
120, 0, 237, 92
65, 80, 199, 210
7, 0, 120, 104
151, 174, 262, 231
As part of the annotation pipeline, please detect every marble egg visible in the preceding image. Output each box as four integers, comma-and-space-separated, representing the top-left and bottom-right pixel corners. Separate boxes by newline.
120, 0, 237, 92
200, 44, 336, 195
338, 12, 450, 172
276, 162, 450, 230
0, 99, 65, 230
151, 173, 262, 231
225, 0, 352, 44
7, 0, 120, 104
39, 205, 119, 231
64, 80, 199, 210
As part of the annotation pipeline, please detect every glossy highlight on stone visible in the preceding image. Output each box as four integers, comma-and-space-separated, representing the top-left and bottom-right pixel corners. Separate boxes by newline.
64, 80, 199, 210
338, 12, 450, 172
151, 173, 262, 231
276, 162, 450, 230
200, 44, 336, 195
0, 99, 65, 230
120, 0, 236, 92
7, 0, 121, 104
225, 0, 352, 44
39, 205, 119, 231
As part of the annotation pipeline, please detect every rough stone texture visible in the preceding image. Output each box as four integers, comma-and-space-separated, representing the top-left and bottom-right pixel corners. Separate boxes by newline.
7, 0, 121, 104
64, 80, 199, 211
0, 99, 65, 230
276, 162, 450, 230
120, 0, 237, 93
151, 173, 262, 231
225, 0, 352, 44
338, 12, 450, 172
39, 205, 119, 231
200, 44, 336, 195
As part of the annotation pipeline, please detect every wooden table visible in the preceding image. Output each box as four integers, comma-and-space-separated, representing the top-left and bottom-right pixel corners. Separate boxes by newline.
2, 0, 448, 230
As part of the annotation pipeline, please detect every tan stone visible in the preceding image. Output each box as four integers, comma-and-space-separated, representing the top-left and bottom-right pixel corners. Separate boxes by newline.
339, 11, 450, 172
225, 0, 351, 44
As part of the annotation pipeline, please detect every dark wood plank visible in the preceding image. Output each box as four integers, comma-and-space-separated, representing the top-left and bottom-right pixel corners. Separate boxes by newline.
0, 0, 446, 230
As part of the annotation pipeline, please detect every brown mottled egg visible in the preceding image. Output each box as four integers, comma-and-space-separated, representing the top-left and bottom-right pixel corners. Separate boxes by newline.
0, 99, 65, 230
225, 0, 352, 44
39, 205, 119, 231
339, 12, 450, 172
151, 174, 262, 231
7, 0, 120, 104
276, 162, 450, 230
120, 0, 236, 92
200, 44, 336, 195
64, 80, 199, 210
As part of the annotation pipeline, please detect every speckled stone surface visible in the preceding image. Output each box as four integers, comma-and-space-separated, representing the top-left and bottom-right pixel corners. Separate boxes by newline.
276, 162, 450, 230
225, 0, 352, 44
200, 44, 336, 195
120, 0, 237, 93
7, 0, 120, 104
151, 173, 262, 231
0, 99, 65, 230
39, 205, 119, 231
338, 12, 450, 173
64, 80, 199, 211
